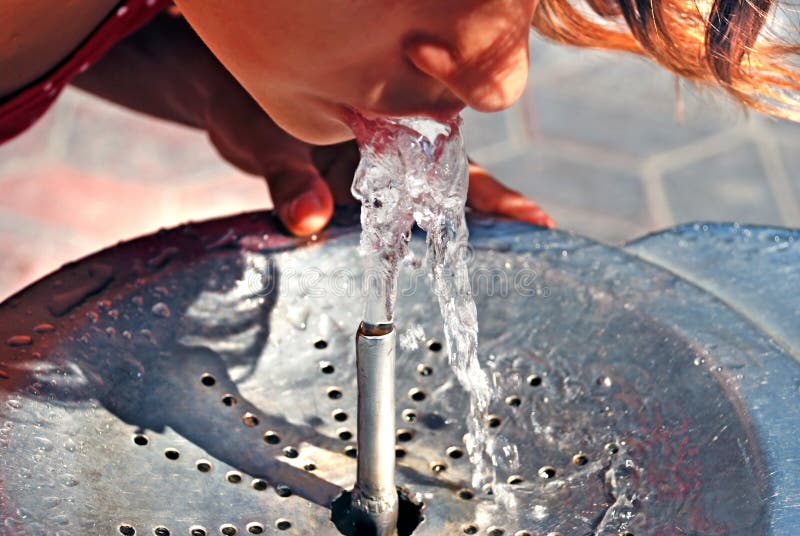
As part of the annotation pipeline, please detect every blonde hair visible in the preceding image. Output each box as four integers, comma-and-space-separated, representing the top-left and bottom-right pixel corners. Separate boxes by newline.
532, 0, 800, 119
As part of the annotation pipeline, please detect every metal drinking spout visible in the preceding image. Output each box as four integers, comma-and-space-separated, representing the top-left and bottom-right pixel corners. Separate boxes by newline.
351, 321, 398, 535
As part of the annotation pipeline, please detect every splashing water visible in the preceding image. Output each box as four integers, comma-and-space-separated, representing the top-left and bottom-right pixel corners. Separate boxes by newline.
349, 113, 499, 489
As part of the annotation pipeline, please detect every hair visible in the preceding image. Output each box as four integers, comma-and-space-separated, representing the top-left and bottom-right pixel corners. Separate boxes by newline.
531, 0, 800, 119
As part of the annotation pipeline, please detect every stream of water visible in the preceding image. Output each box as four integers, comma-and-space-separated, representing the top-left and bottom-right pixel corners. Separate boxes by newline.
349, 113, 508, 492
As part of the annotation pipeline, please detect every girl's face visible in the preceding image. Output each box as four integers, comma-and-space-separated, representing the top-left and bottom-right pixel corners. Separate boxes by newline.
174, 0, 536, 144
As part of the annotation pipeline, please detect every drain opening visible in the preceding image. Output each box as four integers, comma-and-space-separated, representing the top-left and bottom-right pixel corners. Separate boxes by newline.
395, 446, 407, 458
200, 373, 216, 387
457, 488, 474, 500
507, 475, 525, 485
252, 479, 268, 491
427, 340, 443, 352
275, 519, 292, 531
189, 527, 207, 536
462, 524, 478, 534
119, 525, 135, 535
401, 409, 417, 423
487, 415, 502, 428
538, 466, 556, 479
196, 460, 212, 473
304, 463, 317, 471
505, 395, 522, 407
338, 428, 353, 441
246, 522, 264, 534
487, 527, 505, 536
408, 388, 426, 402
333, 409, 348, 422
283, 446, 299, 458
276, 484, 292, 497
605, 442, 620, 454
164, 448, 180, 460
222, 394, 237, 407
515, 532, 533, 536
154, 527, 170, 536
416, 364, 433, 376
327, 387, 343, 400
227, 471, 243, 484
446, 446, 464, 459
331, 489, 423, 536
396, 429, 414, 442
263, 431, 280, 444
133, 434, 149, 446
573, 453, 589, 466
527, 374, 542, 387
314, 339, 328, 349
320, 361, 335, 374
242, 413, 259, 427
220, 524, 237, 535
430, 461, 447, 473
344, 445, 358, 458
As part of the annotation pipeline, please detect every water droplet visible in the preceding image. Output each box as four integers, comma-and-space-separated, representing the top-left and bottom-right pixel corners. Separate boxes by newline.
58, 474, 79, 487
6, 399, 22, 410
33, 323, 55, 334
6, 335, 32, 347
151, 302, 171, 318
86, 311, 99, 323
34, 436, 53, 452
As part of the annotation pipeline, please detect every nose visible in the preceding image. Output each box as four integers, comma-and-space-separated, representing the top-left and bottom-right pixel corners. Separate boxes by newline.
404, 8, 532, 112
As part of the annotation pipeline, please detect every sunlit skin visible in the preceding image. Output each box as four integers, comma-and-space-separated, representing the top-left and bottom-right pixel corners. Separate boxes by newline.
1, 0, 554, 235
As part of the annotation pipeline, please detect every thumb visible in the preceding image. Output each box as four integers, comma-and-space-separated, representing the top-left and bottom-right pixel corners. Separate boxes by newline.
266, 160, 335, 237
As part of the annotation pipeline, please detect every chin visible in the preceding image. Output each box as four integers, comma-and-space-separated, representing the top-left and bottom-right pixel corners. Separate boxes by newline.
265, 99, 356, 146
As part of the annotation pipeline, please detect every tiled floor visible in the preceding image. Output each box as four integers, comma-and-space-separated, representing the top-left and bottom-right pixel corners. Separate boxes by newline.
2, 34, 800, 300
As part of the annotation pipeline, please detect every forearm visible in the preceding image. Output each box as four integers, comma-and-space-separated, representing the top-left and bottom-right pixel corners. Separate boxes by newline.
71, 9, 229, 129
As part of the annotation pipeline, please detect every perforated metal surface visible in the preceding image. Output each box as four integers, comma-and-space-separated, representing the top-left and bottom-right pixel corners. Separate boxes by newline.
0, 211, 797, 535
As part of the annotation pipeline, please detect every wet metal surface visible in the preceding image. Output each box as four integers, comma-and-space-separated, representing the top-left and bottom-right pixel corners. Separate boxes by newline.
0, 211, 797, 535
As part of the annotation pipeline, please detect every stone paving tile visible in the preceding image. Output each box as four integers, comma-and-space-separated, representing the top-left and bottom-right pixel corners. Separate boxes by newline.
662, 141, 783, 225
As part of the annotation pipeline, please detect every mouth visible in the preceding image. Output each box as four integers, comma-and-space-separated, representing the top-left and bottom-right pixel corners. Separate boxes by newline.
352, 97, 467, 123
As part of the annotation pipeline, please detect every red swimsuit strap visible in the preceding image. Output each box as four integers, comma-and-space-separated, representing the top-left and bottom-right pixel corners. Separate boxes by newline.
0, 0, 172, 144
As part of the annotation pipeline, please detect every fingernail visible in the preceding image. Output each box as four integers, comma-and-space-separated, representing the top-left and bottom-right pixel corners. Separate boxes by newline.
288, 191, 323, 223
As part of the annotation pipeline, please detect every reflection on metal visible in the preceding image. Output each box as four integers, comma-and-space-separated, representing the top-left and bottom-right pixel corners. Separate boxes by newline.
0, 210, 797, 535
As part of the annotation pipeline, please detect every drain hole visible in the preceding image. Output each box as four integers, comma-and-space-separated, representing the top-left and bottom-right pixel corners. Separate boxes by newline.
395, 446, 407, 458
482, 484, 494, 496
527, 374, 542, 387
515, 532, 533, 536
304, 463, 317, 471
507, 475, 525, 485
119, 525, 135, 535
246, 523, 264, 534
201, 373, 216, 387
430, 461, 447, 473
573, 453, 589, 466
275, 519, 292, 531
314, 339, 328, 349
408, 388, 426, 402
242, 413, 259, 427
487, 415, 502, 428
283, 446, 299, 458
457, 488, 474, 500
320, 361, 335, 374
428, 340, 443, 352
538, 466, 556, 479
227, 471, 243, 484
222, 394, 237, 407
154, 527, 170, 536
196, 460, 212, 473
252, 479, 268, 491
505, 395, 521, 407
401, 409, 417, 423
327, 387, 343, 400
189, 527, 207, 536
263, 431, 281, 444
605, 442, 620, 454
462, 524, 478, 534
133, 434, 149, 446
276, 484, 292, 497
487, 527, 505, 536
220, 524, 237, 535
416, 364, 433, 376
546, 533, 564, 536
332, 489, 423, 536
333, 409, 348, 422
344, 445, 358, 458
446, 446, 464, 459
620, 532, 634, 536
396, 429, 414, 442
337, 428, 353, 441
164, 449, 180, 460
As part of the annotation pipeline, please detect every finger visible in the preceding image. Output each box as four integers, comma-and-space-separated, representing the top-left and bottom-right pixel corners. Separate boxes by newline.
313, 141, 361, 205
467, 163, 556, 228
266, 161, 335, 236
